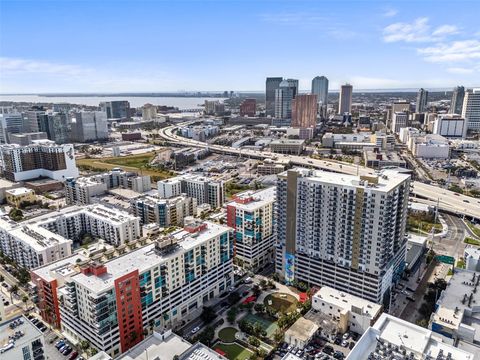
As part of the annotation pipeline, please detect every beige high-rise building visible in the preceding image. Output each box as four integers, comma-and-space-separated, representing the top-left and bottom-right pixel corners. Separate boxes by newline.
339, 83, 353, 114
291, 94, 318, 128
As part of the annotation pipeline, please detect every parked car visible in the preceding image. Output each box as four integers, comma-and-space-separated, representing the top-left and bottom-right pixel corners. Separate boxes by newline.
349, 342, 355, 350
68, 351, 78, 360
342, 332, 350, 340
191, 326, 200, 334
341, 340, 348, 347
63, 347, 73, 356
333, 351, 345, 359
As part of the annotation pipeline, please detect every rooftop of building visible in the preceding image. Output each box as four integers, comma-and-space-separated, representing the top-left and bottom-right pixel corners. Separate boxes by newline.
179, 342, 227, 360
364, 149, 405, 163
346, 313, 474, 360
10, 224, 72, 251
406, 233, 428, 246
227, 187, 275, 211
31, 253, 89, 282
280, 168, 410, 192
284, 317, 320, 343
117, 329, 191, 360
465, 246, 480, 261
436, 269, 480, 314
5, 187, 34, 196
0, 178, 18, 188
72, 220, 230, 293
108, 188, 143, 200
270, 139, 305, 145
313, 286, 382, 319
0, 315, 43, 353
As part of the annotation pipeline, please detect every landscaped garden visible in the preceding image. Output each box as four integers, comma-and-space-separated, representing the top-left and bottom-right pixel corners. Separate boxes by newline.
241, 313, 278, 338
218, 327, 238, 343
214, 342, 253, 360
263, 292, 298, 313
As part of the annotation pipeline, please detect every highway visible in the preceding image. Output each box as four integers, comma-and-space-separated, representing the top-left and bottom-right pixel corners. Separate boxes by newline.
158, 123, 480, 221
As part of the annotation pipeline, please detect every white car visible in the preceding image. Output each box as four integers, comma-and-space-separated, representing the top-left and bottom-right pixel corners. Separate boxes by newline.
342, 332, 350, 340
341, 340, 349, 347
191, 326, 200, 334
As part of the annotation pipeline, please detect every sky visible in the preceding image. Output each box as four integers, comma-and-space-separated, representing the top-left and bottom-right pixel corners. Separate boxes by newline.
0, 0, 479, 93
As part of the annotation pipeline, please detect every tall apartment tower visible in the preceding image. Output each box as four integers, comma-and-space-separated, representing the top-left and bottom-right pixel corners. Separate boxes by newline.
391, 112, 409, 134
265, 77, 283, 117
450, 86, 465, 115
416, 88, 429, 113
291, 94, 318, 128
70, 111, 108, 142
275, 80, 296, 119
339, 84, 353, 114
462, 89, 480, 130
0, 112, 24, 144
276, 168, 410, 304
24, 110, 48, 133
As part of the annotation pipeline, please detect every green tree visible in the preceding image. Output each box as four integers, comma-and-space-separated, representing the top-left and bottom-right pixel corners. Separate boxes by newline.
254, 303, 265, 313
197, 326, 215, 346
227, 306, 238, 324
200, 306, 217, 324
22, 295, 29, 309
248, 336, 260, 347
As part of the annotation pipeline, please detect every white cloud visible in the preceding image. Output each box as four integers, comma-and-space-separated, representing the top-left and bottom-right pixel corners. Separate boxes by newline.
447, 67, 474, 74
418, 40, 480, 63
0, 57, 93, 78
383, 17, 431, 43
432, 25, 459, 36
383, 9, 398, 18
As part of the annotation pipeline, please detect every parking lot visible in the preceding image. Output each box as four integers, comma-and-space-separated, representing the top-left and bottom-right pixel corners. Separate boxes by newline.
273, 331, 358, 360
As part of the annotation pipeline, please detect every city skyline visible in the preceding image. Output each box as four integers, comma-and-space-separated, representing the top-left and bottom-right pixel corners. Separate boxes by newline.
1, 0, 479, 93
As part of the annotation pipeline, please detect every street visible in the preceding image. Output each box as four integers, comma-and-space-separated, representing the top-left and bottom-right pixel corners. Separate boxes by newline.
431, 213, 466, 259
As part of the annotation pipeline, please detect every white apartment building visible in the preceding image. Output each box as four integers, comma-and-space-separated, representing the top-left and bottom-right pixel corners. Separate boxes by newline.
0, 315, 45, 360
0, 140, 79, 182
157, 174, 225, 208
58, 220, 234, 357
462, 89, 480, 130
0, 112, 24, 144
312, 286, 383, 335
399, 127, 421, 144
0, 216, 72, 269
433, 114, 468, 138
347, 313, 474, 360
65, 169, 151, 205
226, 187, 276, 270
391, 112, 409, 134
276, 169, 410, 304
132, 195, 197, 227
36, 204, 141, 246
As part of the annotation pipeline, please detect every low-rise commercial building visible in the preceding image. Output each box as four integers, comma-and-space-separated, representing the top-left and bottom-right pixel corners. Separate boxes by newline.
9, 132, 48, 145
5, 187, 36, 207
411, 134, 450, 159
270, 139, 305, 155
347, 313, 474, 360
433, 114, 468, 138
284, 317, 319, 349
226, 187, 275, 270
465, 247, 480, 271
312, 286, 383, 335
363, 148, 406, 169
0, 315, 45, 360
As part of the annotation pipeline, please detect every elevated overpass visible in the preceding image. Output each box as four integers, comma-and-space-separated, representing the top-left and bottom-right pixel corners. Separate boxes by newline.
159, 123, 480, 221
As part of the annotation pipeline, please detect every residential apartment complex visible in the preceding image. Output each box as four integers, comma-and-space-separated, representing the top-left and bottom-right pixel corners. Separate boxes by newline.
132, 195, 197, 227
65, 169, 151, 205
0, 140, 79, 181
32, 220, 233, 357
0, 315, 45, 360
226, 187, 276, 270
0, 216, 73, 269
157, 174, 225, 209
276, 169, 410, 304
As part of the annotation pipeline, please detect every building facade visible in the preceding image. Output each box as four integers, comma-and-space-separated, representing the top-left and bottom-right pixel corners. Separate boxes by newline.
132, 195, 197, 227
239, 98, 256, 117
226, 187, 276, 270
462, 89, 480, 130
416, 88, 429, 113
450, 86, 465, 115
339, 84, 353, 115
291, 94, 318, 129
265, 77, 283, 117
71, 111, 108, 142
275, 80, 296, 119
0, 140, 79, 182
311, 76, 329, 107
276, 169, 410, 304
433, 114, 467, 138
100, 101, 131, 120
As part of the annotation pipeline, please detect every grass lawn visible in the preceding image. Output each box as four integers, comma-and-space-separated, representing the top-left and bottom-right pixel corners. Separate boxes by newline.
76, 152, 173, 181
242, 313, 278, 338
214, 342, 253, 360
218, 327, 238, 343
465, 237, 480, 246
466, 221, 480, 238
263, 293, 297, 313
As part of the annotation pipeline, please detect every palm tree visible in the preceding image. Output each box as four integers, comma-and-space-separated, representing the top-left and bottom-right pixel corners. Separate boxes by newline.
22, 295, 29, 310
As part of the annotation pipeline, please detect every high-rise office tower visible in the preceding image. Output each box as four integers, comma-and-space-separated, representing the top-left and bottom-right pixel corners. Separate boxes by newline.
46, 112, 70, 144
339, 83, 353, 114
100, 100, 131, 120
286, 78, 299, 98
275, 80, 296, 119
391, 112, 409, 133
416, 88, 429, 113
291, 94, 318, 128
240, 98, 256, 117
276, 168, 410, 304
0, 112, 24, 144
70, 111, 108, 142
265, 77, 283, 117
462, 89, 480, 130
311, 76, 329, 105
24, 110, 48, 133
450, 86, 465, 115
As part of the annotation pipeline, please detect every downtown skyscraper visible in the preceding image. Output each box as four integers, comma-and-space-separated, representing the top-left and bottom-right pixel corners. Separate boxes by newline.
462, 88, 480, 130
275, 80, 297, 119
311, 76, 329, 105
265, 77, 283, 117
275, 169, 410, 304
450, 86, 465, 115
416, 88, 429, 113
291, 94, 318, 128
339, 83, 353, 114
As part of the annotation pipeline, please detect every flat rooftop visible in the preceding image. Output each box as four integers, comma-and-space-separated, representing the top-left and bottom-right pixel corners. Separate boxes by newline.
10, 224, 71, 251
436, 269, 480, 314
227, 187, 275, 211
346, 314, 474, 360
32, 254, 89, 282
72, 221, 230, 293
285, 317, 319, 342
270, 139, 305, 145
179, 342, 227, 360
117, 330, 191, 360
5, 187, 34, 196
313, 286, 382, 318
280, 168, 410, 193
0, 316, 43, 353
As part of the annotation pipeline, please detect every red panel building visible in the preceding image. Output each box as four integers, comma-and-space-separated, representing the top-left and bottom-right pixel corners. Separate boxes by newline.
291, 94, 318, 128
240, 99, 256, 117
